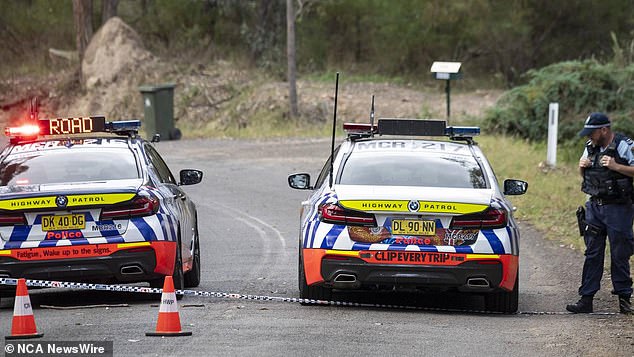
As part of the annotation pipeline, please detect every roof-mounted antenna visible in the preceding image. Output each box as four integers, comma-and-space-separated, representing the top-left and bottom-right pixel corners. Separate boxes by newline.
369, 95, 375, 137
29, 97, 39, 121
329, 72, 340, 189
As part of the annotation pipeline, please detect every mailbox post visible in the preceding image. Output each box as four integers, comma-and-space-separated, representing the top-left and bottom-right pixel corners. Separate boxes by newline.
430, 61, 462, 122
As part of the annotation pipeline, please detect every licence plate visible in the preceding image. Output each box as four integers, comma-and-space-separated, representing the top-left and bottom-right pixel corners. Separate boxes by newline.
391, 219, 435, 236
41, 214, 86, 231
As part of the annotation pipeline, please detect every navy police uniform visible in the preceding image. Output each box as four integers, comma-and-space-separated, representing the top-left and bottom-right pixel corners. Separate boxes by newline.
580, 134, 634, 296
568, 113, 634, 314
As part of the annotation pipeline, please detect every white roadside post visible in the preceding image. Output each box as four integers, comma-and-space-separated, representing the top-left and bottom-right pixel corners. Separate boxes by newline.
547, 102, 559, 167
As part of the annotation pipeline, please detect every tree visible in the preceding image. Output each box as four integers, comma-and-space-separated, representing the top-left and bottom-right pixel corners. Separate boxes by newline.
101, 0, 119, 24
287, 0, 299, 118
72, 0, 93, 87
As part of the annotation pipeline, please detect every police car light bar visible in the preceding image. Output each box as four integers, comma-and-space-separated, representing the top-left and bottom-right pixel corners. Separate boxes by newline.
369, 119, 480, 139
4, 117, 142, 142
378, 119, 446, 136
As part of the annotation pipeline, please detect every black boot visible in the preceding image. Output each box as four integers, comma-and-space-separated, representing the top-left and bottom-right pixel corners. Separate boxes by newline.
618, 295, 632, 314
566, 295, 593, 313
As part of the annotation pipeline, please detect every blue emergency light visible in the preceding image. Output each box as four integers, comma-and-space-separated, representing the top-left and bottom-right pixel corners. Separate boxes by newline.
445, 126, 480, 137
106, 120, 142, 133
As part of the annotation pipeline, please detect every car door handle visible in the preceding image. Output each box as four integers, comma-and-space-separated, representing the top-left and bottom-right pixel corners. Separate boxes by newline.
177, 193, 186, 201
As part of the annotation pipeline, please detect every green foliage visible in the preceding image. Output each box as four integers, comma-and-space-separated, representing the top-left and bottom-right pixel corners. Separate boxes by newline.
478, 135, 587, 248
2, 0, 634, 85
131, 0, 216, 54
0, 0, 74, 74
484, 60, 634, 149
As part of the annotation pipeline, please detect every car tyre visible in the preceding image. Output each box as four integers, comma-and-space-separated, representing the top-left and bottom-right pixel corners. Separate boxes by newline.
150, 238, 185, 300
184, 233, 201, 288
169, 128, 182, 140
484, 274, 519, 314
299, 251, 332, 304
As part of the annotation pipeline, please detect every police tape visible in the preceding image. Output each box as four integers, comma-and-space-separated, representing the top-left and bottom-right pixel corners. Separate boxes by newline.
0, 277, 617, 315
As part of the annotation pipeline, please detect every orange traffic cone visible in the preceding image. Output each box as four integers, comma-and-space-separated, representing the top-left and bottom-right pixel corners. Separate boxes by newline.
146, 276, 192, 337
5, 278, 44, 339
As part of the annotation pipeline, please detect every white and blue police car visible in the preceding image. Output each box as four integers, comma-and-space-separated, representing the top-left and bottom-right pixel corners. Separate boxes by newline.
289, 119, 527, 313
0, 116, 202, 297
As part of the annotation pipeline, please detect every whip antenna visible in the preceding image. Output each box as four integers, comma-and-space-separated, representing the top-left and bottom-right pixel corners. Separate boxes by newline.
370, 95, 375, 137
329, 72, 340, 188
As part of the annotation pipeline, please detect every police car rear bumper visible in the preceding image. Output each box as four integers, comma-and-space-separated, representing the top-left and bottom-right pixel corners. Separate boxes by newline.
0, 249, 160, 289
321, 257, 503, 293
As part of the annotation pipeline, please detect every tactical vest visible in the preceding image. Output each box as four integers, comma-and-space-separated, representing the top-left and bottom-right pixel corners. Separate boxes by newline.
581, 133, 633, 201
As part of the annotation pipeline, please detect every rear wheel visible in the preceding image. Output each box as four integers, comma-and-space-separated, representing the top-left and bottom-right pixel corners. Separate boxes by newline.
150, 238, 185, 300
485, 275, 519, 314
299, 251, 332, 304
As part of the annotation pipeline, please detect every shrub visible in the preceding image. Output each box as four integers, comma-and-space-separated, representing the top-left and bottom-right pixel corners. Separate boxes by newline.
484, 60, 634, 144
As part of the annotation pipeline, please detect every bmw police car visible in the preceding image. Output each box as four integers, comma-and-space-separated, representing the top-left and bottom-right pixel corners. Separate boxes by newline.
288, 119, 527, 313
0, 116, 203, 296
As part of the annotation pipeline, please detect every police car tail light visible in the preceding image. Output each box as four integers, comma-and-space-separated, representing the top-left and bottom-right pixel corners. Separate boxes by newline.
0, 213, 26, 226
449, 208, 507, 229
319, 203, 376, 226
100, 196, 159, 220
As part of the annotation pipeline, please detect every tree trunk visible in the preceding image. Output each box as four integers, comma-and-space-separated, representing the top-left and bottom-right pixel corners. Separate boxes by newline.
286, 0, 299, 118
101, 0, 119, 24
72, 0, 93, 88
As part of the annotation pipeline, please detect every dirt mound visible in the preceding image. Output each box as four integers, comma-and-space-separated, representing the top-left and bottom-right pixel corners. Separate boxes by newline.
82, 17, 152, 90
0, 17, 501, 136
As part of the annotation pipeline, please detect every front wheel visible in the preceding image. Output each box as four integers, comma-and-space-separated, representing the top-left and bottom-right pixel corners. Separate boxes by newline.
184, 236, 201, 288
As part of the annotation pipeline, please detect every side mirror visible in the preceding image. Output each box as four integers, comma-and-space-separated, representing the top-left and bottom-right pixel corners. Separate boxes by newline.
180, 169, 203, 185
151, 133, 161, 143
503, 179, 528, 195
288, 173, 312, 190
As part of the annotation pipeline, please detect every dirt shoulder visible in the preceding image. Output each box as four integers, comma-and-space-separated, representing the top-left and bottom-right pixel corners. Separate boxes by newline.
0, 59, 502, 135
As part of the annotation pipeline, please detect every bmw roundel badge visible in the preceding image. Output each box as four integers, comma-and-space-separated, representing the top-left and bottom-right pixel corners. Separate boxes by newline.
55, 195, 68, 208
408, 200, 420, 212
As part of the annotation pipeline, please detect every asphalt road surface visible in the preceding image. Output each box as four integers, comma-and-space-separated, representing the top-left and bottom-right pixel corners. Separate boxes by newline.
1, 137, 632, 356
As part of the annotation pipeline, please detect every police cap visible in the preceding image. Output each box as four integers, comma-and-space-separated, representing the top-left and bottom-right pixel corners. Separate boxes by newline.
578, 112, 610, 137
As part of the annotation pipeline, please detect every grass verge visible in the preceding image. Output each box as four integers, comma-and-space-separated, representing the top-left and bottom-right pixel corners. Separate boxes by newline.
477, 135, 587, 249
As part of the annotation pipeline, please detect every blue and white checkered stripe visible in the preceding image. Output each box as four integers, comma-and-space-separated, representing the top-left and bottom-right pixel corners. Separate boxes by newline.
304, 195, 515, 255
0, 189, 178, 250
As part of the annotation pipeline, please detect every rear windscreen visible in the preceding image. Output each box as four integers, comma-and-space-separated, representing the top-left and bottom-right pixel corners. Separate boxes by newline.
339, 152, 487, 188
0, 148, 139, 186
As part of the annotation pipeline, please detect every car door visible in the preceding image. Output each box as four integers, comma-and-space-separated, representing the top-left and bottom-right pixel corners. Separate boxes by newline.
143, 144, 195, 261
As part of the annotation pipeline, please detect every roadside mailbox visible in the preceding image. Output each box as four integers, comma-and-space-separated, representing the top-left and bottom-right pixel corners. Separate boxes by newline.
430, 61, 462, 121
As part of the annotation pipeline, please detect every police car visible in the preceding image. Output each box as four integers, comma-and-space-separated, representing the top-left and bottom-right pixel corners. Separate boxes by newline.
0, 116, 203, 296
288, 119, 527, 313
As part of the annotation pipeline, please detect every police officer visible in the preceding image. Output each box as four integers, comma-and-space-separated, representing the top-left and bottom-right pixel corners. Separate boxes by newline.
566, 112, 634, 314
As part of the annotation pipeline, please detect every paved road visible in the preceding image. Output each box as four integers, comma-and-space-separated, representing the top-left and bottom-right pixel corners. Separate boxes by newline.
1, 138, 632, 356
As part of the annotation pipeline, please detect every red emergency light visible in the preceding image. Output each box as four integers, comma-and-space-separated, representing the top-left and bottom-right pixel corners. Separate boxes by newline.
4, 124, 40, 138
342, 123, 377, 133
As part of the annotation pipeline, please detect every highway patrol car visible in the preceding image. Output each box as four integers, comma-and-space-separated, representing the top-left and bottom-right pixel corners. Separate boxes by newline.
288, 119, 527, 313
0, 116, 203, 296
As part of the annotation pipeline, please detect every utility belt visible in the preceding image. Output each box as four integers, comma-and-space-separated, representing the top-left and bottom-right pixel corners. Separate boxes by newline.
589, 196, 632, 206
582, 177, 633, 199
